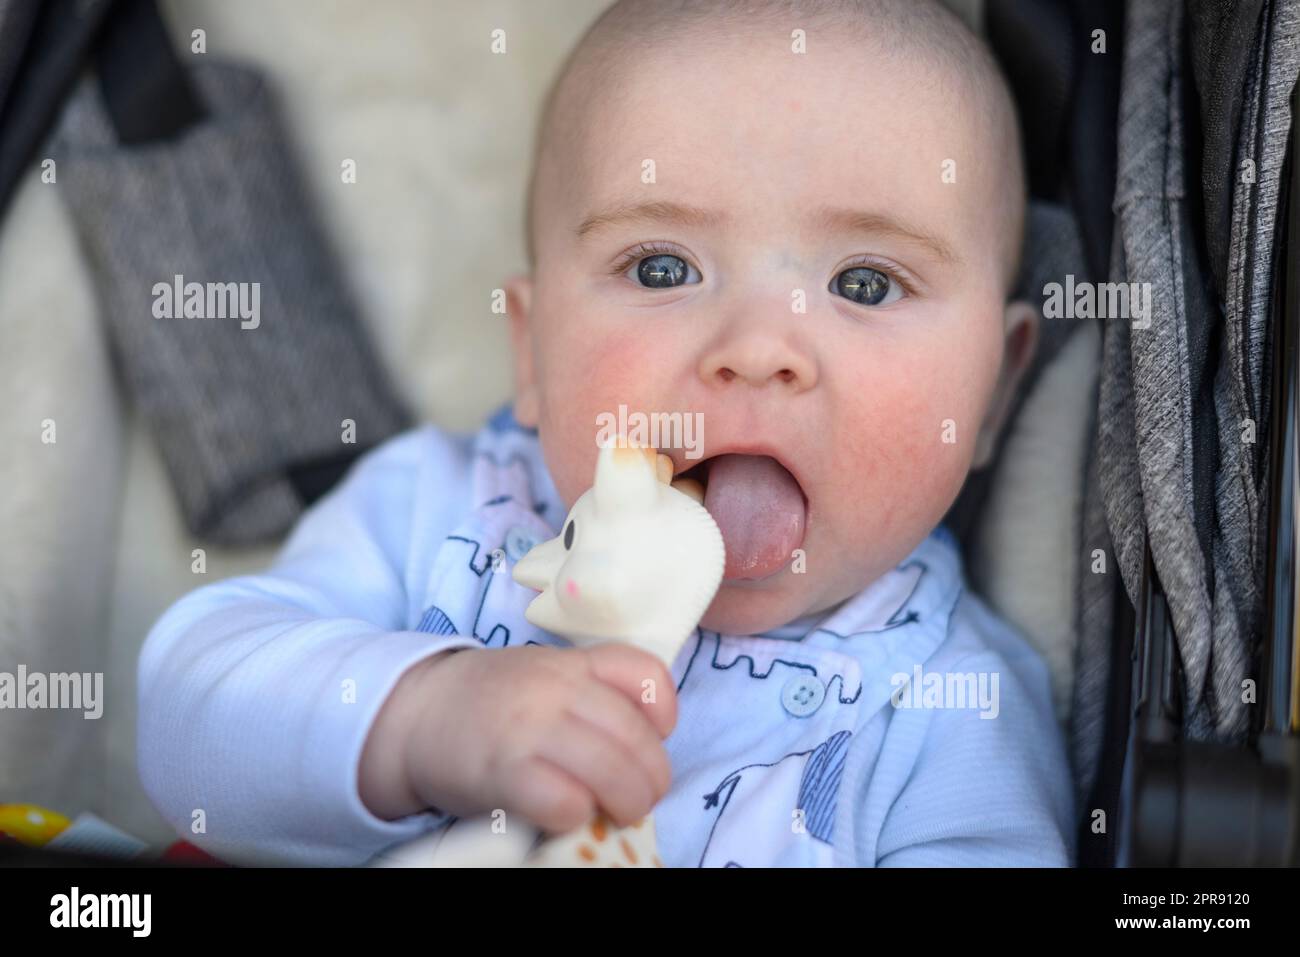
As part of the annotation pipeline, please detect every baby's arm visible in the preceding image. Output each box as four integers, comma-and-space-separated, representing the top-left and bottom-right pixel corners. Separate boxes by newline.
872, 636, 1076, 867
139, 426, 676, 865
137, 429, 481, 866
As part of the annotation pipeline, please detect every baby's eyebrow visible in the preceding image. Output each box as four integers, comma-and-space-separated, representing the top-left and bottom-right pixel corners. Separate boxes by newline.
576, 201, 726, 240
812, 206, 960, 267
576, 200, 960, 268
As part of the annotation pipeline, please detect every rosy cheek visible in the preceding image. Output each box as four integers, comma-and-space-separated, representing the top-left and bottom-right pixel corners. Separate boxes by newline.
565, 579, 580, 598
834, 376, 972, 537
538, 331, 679, 508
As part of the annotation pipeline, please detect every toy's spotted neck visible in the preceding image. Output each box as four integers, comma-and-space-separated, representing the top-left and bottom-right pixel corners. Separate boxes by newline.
574, 814, 664, 867
531, 812, 665, 868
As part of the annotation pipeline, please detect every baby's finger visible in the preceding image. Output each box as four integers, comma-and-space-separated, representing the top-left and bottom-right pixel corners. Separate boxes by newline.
499, 755, 595, 835
581, 643, 678, 739
564, 679, 672, 800
535, 712, 659, 827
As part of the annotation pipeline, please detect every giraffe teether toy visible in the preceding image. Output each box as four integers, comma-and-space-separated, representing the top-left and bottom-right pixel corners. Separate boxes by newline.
390, 438, 724, 868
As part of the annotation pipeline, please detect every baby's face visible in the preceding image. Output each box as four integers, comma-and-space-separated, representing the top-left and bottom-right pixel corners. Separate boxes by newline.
508, 30, 1032, 635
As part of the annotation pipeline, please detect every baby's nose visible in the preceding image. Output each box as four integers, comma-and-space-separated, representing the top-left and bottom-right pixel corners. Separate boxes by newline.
697, 328, 817, 391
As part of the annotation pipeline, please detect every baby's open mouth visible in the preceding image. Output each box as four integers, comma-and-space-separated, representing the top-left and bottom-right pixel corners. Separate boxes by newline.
677, 453, 808, 582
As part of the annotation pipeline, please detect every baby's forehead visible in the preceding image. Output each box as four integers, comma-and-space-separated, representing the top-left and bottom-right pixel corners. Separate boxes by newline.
576, 54, 1005, 236
530, 2, 1023, 281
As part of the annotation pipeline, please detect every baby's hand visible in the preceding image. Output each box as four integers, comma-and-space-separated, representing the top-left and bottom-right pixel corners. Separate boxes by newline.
360, 644, 677, 834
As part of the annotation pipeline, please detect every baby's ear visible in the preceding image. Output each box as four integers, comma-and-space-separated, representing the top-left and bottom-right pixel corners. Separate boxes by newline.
972, 300, 1039, 470
504, 272, 540, 427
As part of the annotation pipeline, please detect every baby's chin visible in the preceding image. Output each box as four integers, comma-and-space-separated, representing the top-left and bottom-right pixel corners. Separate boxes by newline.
697, 579, 826, 636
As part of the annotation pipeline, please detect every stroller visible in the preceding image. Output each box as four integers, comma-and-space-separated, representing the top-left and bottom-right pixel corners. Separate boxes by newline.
960, 0, 1300, 866
0, 0, 1295, 867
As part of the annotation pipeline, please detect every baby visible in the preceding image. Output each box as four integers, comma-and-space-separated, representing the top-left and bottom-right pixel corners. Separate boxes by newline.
139, 0, 1074, 866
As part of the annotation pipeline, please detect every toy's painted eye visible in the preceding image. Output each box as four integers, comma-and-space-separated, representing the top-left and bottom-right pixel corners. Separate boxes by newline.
564, 520, 575, 550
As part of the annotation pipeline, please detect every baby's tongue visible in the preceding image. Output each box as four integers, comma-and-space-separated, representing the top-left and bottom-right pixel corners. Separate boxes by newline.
702, 454, 806, 580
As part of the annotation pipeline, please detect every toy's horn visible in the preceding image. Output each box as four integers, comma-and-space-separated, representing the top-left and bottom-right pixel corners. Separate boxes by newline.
593, 438, 660, 514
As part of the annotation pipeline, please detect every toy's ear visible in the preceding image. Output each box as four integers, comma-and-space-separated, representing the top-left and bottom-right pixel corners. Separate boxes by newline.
593, 441, 660, 515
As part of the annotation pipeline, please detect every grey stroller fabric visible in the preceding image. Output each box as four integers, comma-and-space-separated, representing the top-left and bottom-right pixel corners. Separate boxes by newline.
1071, 380, 1114, 810
1219, 0, 1300, 587
50, 62, 410, 544
1101, 0, 1240, 742
1101, 0, 1300, 743
0, 1, 41, 106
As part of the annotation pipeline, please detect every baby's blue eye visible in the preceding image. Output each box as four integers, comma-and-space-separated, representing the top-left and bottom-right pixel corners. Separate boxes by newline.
631, 254, 700, 288
832, 266, 902, 306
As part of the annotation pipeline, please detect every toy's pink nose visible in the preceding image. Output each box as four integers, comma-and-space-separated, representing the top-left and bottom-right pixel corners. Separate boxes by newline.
565, 579, 580, 598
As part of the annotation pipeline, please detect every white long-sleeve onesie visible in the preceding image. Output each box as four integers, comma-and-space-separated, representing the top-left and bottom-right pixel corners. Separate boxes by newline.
138, 406, 1076, 867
